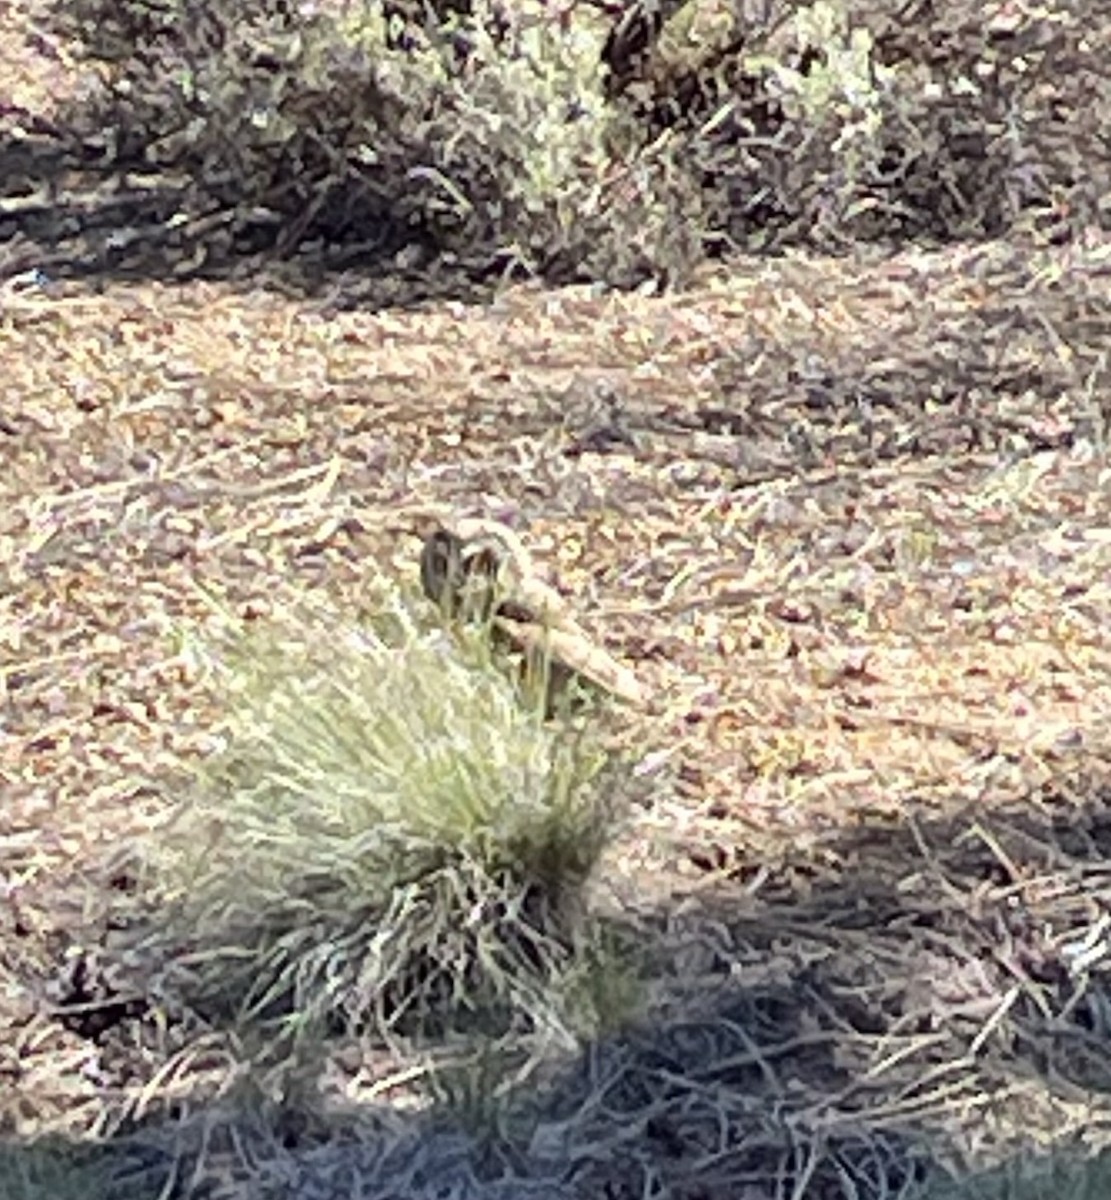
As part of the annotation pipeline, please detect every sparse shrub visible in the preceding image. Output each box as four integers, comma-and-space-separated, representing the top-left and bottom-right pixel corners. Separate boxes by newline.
760, 3, 889, 218
48, 0, 706, 285
38, 0, 1111, 281
615, 0, 1111, 250
339, 0, 707, 283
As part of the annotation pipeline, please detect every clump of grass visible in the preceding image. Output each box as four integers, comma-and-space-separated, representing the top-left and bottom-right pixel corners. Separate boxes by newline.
137, 577, 630, 1056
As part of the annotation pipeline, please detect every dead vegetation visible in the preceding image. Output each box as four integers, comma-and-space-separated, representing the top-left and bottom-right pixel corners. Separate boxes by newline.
3, 0, 1111, 1197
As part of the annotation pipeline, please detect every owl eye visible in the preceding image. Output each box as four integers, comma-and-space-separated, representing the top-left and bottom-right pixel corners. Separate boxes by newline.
463, 544, 503, 579
420, 531, 463, 607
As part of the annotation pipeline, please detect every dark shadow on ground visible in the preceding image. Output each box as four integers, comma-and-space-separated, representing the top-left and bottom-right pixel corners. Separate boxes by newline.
0, 120, 478, 312
921, 1145, 1111, 1200
9, 749, 1110, 1198
3, 1124, 1107, 1200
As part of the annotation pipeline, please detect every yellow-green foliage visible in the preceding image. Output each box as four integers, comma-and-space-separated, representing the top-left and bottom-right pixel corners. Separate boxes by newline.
140, 582, 627, 1049
747, 0, 891, 187
765, 2, 888, 131
331, 0, 615, 256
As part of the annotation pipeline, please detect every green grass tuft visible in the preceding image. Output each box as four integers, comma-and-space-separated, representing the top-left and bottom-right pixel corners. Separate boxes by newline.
136, 578, 632, 1058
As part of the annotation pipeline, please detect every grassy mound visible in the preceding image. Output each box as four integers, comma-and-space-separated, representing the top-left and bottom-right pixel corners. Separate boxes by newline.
123, 579, 636, 1060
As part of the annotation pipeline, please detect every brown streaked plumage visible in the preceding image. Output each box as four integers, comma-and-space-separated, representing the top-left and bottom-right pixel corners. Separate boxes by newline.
418, 517, 646, 708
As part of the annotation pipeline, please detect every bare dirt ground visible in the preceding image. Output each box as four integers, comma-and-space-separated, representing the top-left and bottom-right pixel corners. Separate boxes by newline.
3, 2, 1111, 1195
4, 235, 1111, 1187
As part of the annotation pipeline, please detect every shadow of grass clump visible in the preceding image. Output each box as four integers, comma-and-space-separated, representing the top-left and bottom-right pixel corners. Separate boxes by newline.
21, 691, 1111, 1198
124, 580, 640, 1063
0, 1136, 174, 1200
920, 1147, 1111, 1200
